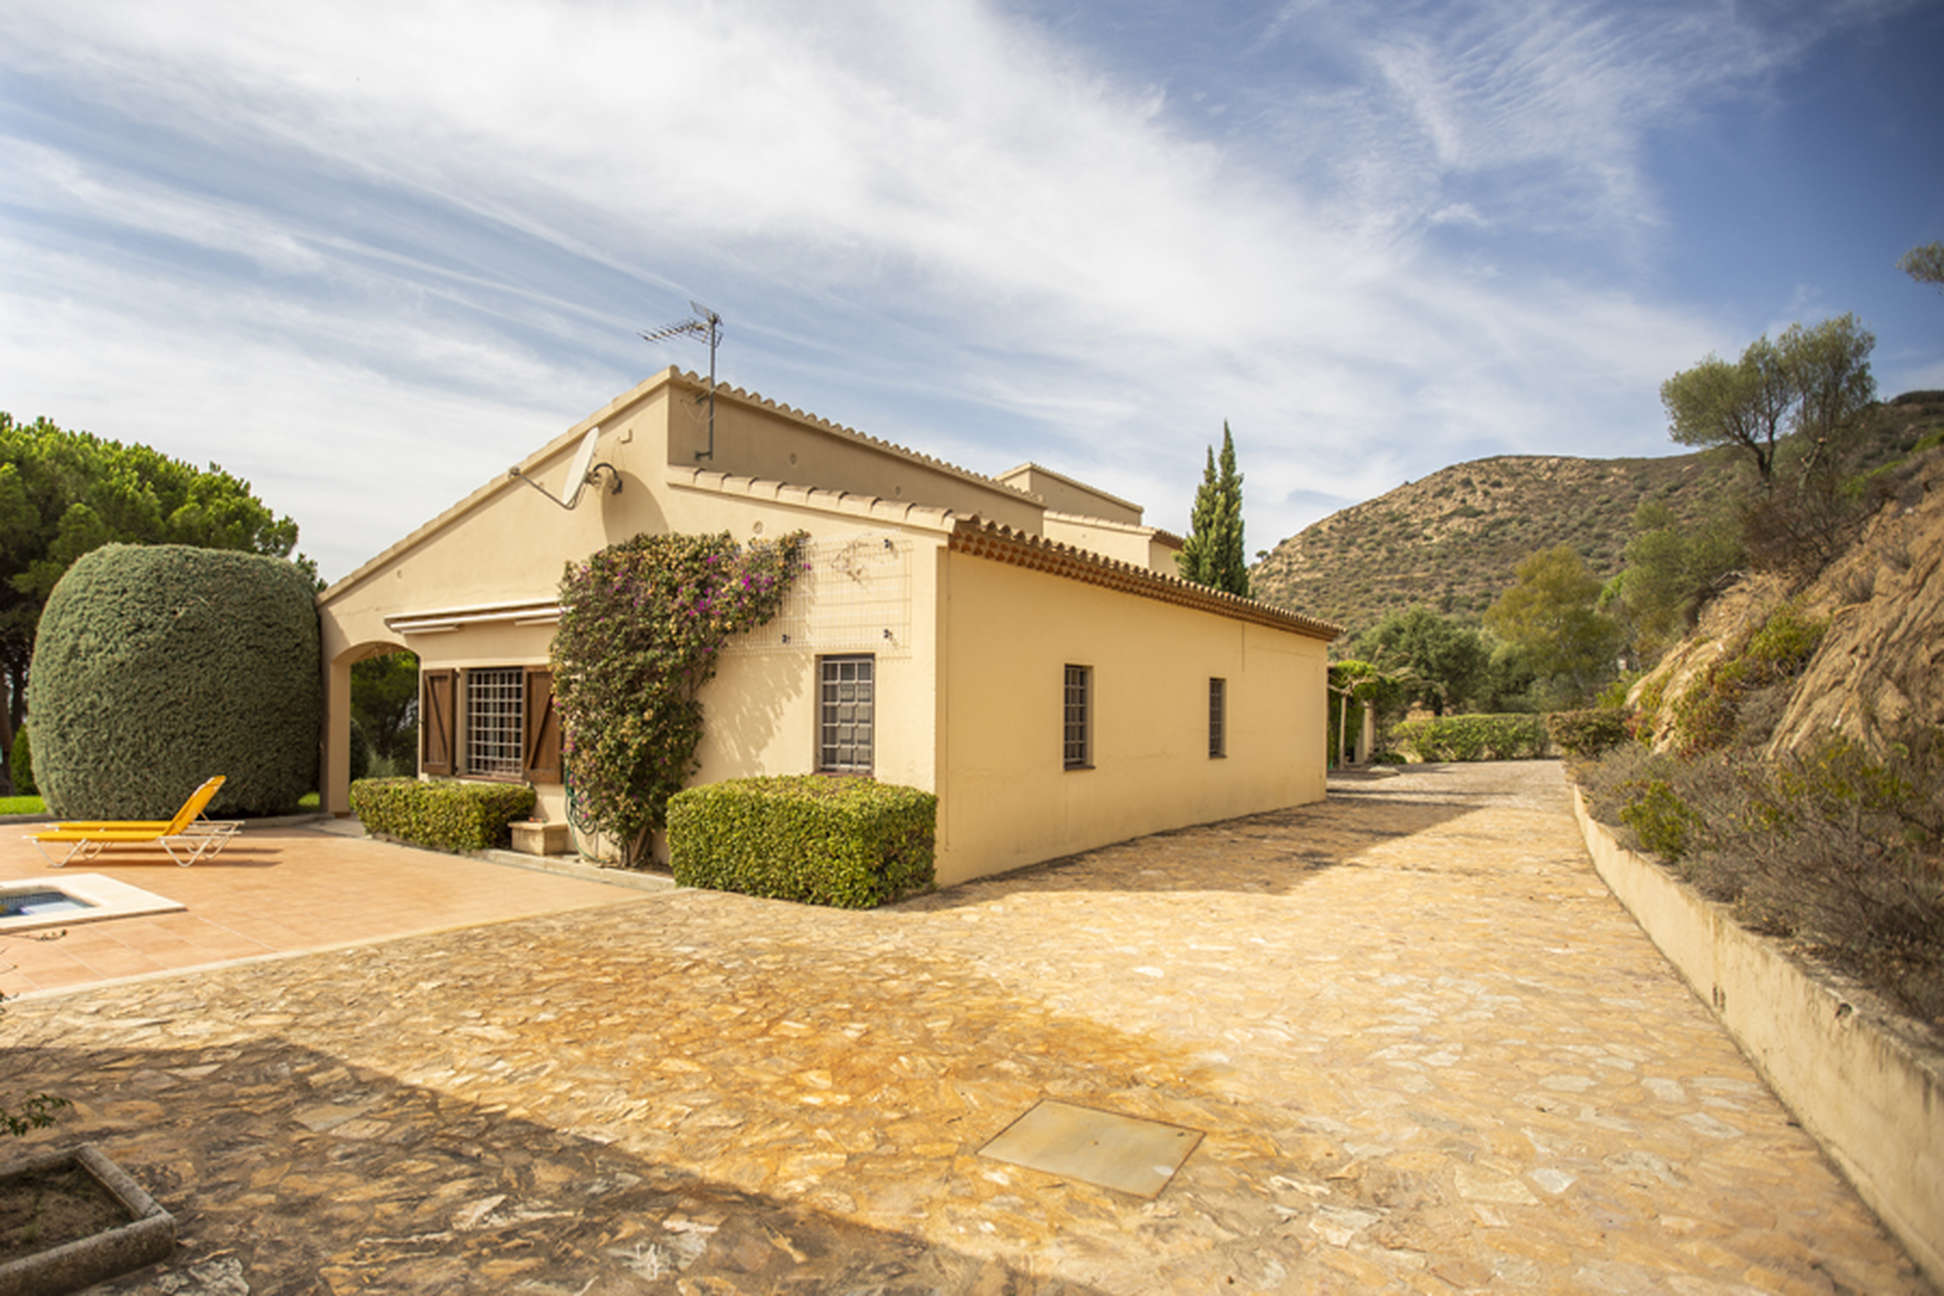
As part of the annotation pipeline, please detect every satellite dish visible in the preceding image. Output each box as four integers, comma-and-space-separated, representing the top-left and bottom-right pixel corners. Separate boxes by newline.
507, 426, 622, 509
560, 429, 601, 508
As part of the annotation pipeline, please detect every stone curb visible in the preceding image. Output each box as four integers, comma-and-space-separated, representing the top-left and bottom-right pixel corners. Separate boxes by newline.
1572, 785, 1944, 1290
0, 1142, 174, 1294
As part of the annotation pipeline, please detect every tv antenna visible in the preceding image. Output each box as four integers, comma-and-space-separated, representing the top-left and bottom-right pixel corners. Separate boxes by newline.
508, 427, 622, 509
640, 301, 723, 462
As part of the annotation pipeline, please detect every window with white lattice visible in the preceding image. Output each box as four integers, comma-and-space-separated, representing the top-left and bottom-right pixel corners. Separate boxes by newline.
464, 667, 525, 777
818, 655, 875, 774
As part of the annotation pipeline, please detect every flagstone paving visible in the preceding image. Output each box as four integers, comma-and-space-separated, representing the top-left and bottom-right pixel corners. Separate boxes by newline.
1, 762, 1925, 1293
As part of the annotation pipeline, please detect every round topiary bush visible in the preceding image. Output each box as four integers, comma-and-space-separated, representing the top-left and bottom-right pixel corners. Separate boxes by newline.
28, 544, 320, 818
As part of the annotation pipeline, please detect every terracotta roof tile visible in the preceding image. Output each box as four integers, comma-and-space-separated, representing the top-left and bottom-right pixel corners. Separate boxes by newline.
949, 517, 1340, 641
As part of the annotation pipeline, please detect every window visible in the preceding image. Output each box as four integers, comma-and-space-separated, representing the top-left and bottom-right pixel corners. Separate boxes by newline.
1208, 677, 1227, 758
466, 667, 525, 777
422, 666, 559, 782
818, 655, 874, 773
1063, 664, 1092, 769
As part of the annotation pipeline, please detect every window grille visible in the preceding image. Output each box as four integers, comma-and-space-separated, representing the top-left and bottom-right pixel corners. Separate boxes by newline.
466, 668, 525, 777
1064, 664, 1092, 769
1209, 677, 1227, 758
818, 655, 875, 774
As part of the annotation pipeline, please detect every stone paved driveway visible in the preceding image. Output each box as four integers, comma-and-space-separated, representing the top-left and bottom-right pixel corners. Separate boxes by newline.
1, 763, 1924, 1293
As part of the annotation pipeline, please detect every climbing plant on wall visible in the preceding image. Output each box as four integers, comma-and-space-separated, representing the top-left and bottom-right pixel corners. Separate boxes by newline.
551, 529, 808, 865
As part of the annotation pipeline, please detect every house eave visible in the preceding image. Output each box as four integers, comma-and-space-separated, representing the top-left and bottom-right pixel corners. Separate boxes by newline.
948, 518, 1341, 641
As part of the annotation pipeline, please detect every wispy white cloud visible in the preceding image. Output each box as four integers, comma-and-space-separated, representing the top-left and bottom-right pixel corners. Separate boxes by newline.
0, 0, 1924, 580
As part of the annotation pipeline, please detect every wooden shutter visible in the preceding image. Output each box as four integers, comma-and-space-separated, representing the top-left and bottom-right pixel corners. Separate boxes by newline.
421, 669, 456, 775
522, 667, 561, 784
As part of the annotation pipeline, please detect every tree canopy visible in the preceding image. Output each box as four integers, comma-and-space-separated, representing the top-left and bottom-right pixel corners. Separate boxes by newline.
1484, 545, 1620, 708
1351, 607, 1487, 717
1177, 422, 1249, 596
1900, 242, 1943, 291
1659, 315, 1875, 485
0, 412, 309, 791
1602, 502, 1744, 664
352, 651, 421, 771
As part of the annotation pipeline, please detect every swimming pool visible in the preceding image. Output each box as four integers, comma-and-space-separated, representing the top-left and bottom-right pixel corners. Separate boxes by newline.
0, 887, 98, 919
0, 874, 186, 933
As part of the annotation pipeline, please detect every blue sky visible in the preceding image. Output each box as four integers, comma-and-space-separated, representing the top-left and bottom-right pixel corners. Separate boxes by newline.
3, 0, 1939, 583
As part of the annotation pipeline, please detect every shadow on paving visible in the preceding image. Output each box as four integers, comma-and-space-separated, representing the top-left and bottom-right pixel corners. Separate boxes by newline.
6, 1038, 1107, 1295
898, 790, 1483, 909
17, 845, 288, 870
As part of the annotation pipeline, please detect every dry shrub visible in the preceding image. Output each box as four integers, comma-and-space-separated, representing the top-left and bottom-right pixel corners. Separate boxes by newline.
1581, 733, 1944, 1025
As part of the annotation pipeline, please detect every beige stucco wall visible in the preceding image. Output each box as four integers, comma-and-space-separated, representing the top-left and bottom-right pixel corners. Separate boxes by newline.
1042, 511, 1178, 576
318, 367, 1331, 893
317, 379, 952, 826
934, 551, 1328, 886
996, 463, 1143, 525
669, 378, 1043, 533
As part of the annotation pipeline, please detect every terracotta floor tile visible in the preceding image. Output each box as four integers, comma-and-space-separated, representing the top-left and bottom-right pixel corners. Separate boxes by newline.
0, 824, 643, 991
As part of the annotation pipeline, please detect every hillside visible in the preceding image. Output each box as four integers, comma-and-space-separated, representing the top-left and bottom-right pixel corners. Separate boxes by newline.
1250, 394, 1939, 639
1249, 446, 1737, 636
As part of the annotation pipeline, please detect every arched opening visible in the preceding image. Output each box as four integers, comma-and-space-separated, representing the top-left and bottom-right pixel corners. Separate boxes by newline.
323, 639, 413, 814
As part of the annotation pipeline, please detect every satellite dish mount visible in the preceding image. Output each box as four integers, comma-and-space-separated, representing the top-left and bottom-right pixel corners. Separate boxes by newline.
640, 301, 723, 462
508, 427, 622, 510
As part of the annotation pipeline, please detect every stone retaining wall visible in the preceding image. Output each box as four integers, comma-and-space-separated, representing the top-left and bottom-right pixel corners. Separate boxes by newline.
1572, 787, 1944, 1289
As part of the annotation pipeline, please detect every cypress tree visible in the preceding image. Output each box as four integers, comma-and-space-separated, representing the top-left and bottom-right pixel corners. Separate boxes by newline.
1178, 423, 1249, 596
1213, 423, 1248, 596
1177, 445, 1219, 586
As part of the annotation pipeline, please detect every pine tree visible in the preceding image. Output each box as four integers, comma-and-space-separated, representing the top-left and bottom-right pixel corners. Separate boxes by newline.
1177, 423, 1249, 597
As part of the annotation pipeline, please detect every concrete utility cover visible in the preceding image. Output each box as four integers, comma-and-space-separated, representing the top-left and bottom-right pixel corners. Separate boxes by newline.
979, 1100, 1202, 1198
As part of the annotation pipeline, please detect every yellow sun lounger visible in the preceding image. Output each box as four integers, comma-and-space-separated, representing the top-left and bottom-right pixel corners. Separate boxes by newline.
28, 776, 240, 868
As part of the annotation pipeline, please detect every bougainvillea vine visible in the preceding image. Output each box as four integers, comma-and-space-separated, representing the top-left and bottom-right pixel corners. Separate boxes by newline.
550, 529, 808, 864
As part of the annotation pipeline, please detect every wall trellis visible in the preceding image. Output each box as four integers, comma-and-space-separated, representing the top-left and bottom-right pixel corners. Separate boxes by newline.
731, 533, 914, 658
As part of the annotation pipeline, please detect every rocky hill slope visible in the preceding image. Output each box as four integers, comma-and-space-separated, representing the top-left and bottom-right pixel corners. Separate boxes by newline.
1250, 394, 1937, 639
1635, 429, 1944, 760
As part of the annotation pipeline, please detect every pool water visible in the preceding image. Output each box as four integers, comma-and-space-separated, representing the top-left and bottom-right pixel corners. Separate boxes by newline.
0, 888, 97, 919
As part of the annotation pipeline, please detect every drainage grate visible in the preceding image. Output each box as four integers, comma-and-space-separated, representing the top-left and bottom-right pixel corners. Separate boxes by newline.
978, 1099, 1203, 1198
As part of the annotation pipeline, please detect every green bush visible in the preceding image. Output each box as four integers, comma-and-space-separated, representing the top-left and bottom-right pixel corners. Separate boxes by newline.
348, 777, 536, 852
1620, 778, 1699, 861
28, 544, 319, 818
1388, 713, 1550, 762
1668, 602, 1827, 756
667, 775, 936, 908
7, 725, 33, 798
1668, 663, 1742, 755
1547, 708, 1628, 757
1743, 603, 1826, 675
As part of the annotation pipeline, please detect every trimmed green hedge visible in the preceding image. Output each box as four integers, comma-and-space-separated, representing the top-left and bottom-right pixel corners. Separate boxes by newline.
349, 778, 536, 852
1389, 713, 1550, 762
28, 544, 319, 818
667, 775, 936, 908
1546, 708, 1629, 757
8, 725, 33, 797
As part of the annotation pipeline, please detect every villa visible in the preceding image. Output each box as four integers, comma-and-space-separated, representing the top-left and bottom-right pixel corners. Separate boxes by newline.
316, 368, 1339, 885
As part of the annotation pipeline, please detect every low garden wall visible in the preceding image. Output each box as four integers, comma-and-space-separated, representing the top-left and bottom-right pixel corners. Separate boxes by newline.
1572, 787, 1943, 1288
